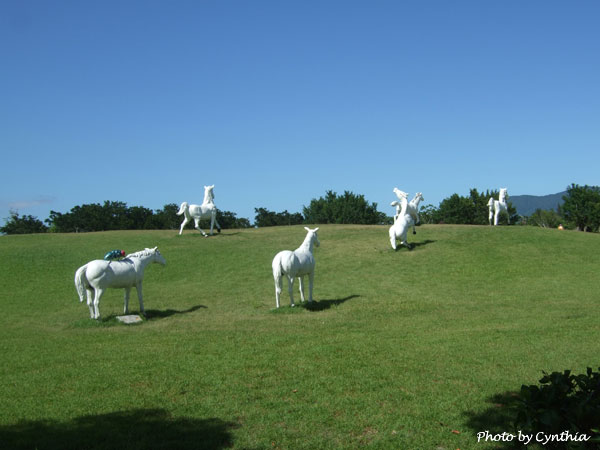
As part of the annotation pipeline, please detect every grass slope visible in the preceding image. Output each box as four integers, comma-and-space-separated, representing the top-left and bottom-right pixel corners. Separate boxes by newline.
0, 225, 598, 449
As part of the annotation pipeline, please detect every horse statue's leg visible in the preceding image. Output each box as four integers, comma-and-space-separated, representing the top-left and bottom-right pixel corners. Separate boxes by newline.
389, 227, 397, 250
494, 207, 500, 226
209, 210, 216, 235
298, 276, 306, 303
307, 272, 315, 303
93, 288, 104, 320
123, 287, 131, 314
136, 282, 146, 317
505, 206, 510, 225
194, 218, 208, 237
86, 288, 95, 318
179, 216, 190, 235
287, 275, 295, 307
274, 275, 283, 308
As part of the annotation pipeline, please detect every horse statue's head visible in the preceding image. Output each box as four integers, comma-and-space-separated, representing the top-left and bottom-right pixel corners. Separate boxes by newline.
304, 227, 320, 248
393, 188, 408, 201
499, 188, 508, 203
151, 247, 167, 266
203, 185, 215, 205
414, 192, 424, 202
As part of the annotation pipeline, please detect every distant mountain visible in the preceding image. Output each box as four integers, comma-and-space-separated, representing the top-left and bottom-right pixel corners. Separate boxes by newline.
509, 192, 566, 216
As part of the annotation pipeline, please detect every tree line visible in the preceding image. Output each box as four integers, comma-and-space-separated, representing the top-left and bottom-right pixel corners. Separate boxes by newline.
2, 184, 600, 234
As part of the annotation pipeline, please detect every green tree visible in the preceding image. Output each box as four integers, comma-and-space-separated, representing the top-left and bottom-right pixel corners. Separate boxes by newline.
150, 203, 181, 230
302, 190, 386, 225
561, 184, 600, 231
216, 210, 252, 229
254, 208, 303, 227
434, 189, 518, 225
434, 193, 477, 224
1, 210, 48, 234
527, 208, 563, 229
418, 204, 438, 224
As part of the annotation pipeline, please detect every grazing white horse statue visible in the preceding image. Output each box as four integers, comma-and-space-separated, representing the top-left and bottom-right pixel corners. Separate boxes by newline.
177, 185, 222, 236
272, 227, 320, 308
74, 247, 166, 319
488, 188, 510, 226
392, 190, 424, 234
389, 212, 415, 250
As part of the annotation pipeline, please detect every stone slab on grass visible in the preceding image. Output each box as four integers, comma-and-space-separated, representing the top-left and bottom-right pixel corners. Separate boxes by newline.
116, 314, 143, 324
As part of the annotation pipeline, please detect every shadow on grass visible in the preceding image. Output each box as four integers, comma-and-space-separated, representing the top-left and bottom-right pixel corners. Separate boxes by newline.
145, 304, 207, 319
0, 409, 239, 450
303, 295, 360, 311
179, 230, 240, 238
411, 239, 436, 248
463, 391, 522, 449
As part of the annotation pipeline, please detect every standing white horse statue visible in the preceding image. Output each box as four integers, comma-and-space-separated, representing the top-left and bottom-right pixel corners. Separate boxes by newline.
389, 212, 415, 250
488, 188, 510, 226
74, 247, 166, 319
177, 185, 222, 236
272, 227, 320, 308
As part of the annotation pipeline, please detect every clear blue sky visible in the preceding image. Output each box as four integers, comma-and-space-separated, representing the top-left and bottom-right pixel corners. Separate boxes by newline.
1, 0, 599, 224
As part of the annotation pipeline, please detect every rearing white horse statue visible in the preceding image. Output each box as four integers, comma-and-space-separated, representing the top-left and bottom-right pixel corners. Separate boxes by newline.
389, 212, 415, 250
272, 227, 320, 308
74, 247, 166, 319
392, 191, 424, 235
391, 188, 409, 221
488, 188, 510, 226
177, 185, 222, 236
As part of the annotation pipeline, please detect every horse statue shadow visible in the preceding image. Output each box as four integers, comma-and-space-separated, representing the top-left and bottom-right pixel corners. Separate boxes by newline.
144, 305, 207, 320
303, 294, 360, 311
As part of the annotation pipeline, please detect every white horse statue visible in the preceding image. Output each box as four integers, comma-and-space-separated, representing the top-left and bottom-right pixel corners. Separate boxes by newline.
177, 185, 222, 236
389, 212, 415, 250
488, 188, 510, 226
272, 227, 320, 308
74, 247, 166, 319
391, 188, 408, 221
392, 190, 424, 234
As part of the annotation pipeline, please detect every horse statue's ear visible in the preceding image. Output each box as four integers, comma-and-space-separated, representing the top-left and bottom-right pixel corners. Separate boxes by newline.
314, 227, 319, 232
304, 227, 310, 232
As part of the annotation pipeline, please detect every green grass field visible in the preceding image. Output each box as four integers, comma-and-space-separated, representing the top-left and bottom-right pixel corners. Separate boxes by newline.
0, 225, 598, 449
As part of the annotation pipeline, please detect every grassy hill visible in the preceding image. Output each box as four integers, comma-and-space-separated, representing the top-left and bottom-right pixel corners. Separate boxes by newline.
0, 225, 598, 449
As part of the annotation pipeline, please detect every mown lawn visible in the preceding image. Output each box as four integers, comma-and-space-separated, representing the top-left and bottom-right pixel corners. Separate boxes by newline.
0, 225, 598, 449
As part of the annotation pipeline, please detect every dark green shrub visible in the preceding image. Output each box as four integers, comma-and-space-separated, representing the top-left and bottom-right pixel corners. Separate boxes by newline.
515, 367, 600, 448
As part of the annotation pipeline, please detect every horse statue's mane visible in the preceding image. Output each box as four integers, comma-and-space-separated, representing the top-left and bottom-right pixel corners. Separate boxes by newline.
125, 248, 155, 259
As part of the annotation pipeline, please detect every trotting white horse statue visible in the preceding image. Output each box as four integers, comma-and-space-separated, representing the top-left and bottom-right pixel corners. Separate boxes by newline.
74, 247, 166, 319
389, 212, 415, 250
391, 190, 424, 234
488, 188, 510, 226
272, 227, 320, 308
177, 185, 222, 236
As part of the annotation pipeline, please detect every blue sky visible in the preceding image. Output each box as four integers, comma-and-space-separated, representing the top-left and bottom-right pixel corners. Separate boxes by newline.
1, 0, 599, 224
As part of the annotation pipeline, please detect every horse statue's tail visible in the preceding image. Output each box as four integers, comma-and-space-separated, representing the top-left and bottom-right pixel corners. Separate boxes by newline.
177, 202, 188, 216
74, 264, 88, 302
272, 253, 284, 283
